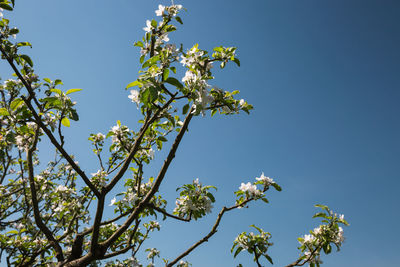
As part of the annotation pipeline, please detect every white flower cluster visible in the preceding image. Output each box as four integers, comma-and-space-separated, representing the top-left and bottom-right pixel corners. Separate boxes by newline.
180, 46, 208, 69
110, 124, 130, 147
233, 227, 273, 256
174, 194, 213, 215
297, 210, 347, 266
105, 257, 141, 267
93, 133, 105, 142
300, 223, 345, 247
255, 172, 275, 187
15, 134, 33, 151
174, 179, 214, 218
147, 220, 160, 231
91, 170, 108, 187
239, 182, 262, 198
146, 248, 160, 260
128, 90, 140, 105
43, 112, 57, 129
55, 184, 75, 196
155, 4, 183, 17
177, 260, 191, 267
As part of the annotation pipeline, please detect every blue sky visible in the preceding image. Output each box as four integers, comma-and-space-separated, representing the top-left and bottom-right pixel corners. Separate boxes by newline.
1, 0, 399, 266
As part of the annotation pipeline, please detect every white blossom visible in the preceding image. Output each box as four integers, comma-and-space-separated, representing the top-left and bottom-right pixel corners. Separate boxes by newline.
143, 20, 154, 33
95, 133, 105, 142
155, 4, 166, 16
239, 182, 261, 197
128, 89, 140, 104
302, 234, 315, 244
146, 248, 160, 259
256, 172, 275, 186
109, 197, 116, 206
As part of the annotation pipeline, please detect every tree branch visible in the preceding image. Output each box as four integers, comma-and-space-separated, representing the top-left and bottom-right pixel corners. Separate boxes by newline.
26, 129, 64, 262
101, 107, 194, 249
0, 45, 100, 197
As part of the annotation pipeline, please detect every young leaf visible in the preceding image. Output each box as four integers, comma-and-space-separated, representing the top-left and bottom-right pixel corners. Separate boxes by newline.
43, 78, 52, 84
165, 77, 183, 89
61, 117, 70, 127
20, 54, 33, 67
176, 16, 183, 24
126, 81, 141, 89
163, 68, 169, 81
50, 88, 62, 95
66, 88, 82, 95
10, 98, 24, 110
265, 254, 274, 265
0, 108, 10, 116
233, 58, 241, 67
0, 3, 13, 11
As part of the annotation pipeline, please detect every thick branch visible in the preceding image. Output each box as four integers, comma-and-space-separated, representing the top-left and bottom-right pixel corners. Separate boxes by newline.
26, 130, 64, 262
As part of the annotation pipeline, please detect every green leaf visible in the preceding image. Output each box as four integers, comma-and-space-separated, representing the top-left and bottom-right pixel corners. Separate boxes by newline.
151, 19, 157, 28
213, 46, 223, 52
66, 88, 82, 95
61, 117, 70, 127
0, 108, 10, 116
54, 79, 63, 86
220, 61, 226, 69
170, 66, 176, 74
20, 54, 33, 67
142, 55, 160, 68
17, 42, 32, 48
6, 230, 18, 235
261, 197, 269, 204
10, 98, 23, 110
315, 204, 329, 211
163, 68, 169, 81
272, 183, 282, 191
43, 78, 52, 83
233, 58, 241, 67
141, 87, 158, 105
234, 247, 243, 258
165, 77, 183, 89
175, 16, 183, 24
157, 136, 167, 142
323, 243, 332, 254
70, 109, 79, 121
265, 254, 274, 265
0, 3, 13, 11
9, 28, 18, 35
182, 104, 189, 115
207, 192, 215, 202
126, 80, 141, 89
140, 55, 145, 64
313, 212, 328, 219
134, 41, 144, 48
50, 88, 62, 95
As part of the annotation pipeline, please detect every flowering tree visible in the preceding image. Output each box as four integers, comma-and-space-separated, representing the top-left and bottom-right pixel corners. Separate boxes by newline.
0, 1, 349, 266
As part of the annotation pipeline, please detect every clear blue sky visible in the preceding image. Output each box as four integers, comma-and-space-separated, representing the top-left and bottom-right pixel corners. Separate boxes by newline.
1, 0, 399, 266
